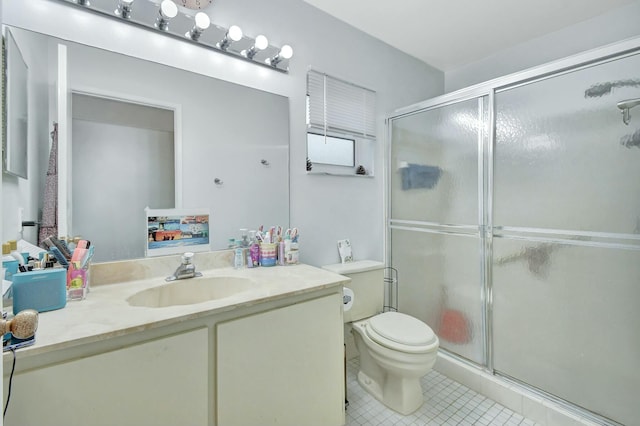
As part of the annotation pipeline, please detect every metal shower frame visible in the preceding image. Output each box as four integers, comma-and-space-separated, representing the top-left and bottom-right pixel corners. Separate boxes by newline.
384, 35, 640, 426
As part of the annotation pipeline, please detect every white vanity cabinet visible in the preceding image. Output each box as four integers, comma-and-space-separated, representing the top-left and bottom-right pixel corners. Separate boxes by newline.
3, 328, 209, 426
2, 284, 345, 426
216, 293, 345, 426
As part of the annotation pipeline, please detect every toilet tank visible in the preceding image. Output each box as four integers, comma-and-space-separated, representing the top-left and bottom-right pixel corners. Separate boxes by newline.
322, 260, 385, 323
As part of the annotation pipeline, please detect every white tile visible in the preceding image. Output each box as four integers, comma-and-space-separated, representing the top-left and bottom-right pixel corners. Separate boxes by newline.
345, 357, 542, 426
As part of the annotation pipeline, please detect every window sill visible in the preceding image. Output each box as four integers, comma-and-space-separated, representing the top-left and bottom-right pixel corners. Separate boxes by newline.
306, 170, 374, 178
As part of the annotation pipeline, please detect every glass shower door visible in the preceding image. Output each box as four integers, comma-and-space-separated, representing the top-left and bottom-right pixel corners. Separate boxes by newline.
389, 97, 488, 364
492, 52, 640, 425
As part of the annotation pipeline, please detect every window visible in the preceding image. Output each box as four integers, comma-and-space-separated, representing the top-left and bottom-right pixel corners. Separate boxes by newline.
307, 133, 354, 167
306, 70, 376, 175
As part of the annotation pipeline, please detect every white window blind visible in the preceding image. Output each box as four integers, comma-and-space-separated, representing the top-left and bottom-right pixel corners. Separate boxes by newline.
307, 70, 376, 139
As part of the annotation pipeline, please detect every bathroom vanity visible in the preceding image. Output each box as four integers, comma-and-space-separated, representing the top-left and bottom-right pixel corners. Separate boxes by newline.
2, 252, 348, 426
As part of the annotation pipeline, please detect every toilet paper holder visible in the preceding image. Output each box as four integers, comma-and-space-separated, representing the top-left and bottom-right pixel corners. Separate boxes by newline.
343, 287, 354, 312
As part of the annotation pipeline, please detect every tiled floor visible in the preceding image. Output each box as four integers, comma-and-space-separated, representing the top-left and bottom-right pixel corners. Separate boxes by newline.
345, 358, 540, 426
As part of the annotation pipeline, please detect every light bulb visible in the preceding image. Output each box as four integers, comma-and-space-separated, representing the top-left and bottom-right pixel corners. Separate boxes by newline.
156, 0, 177, 31
266, 44, 294, 67
194, 12, 210, 31
186, 12, 210, 41
160, 0, 177, 19
218, 25, 243, 50
228, 25, 243, 42
241, 35, 269, 59
254, 35, 268, 51
280, 45, 293, 59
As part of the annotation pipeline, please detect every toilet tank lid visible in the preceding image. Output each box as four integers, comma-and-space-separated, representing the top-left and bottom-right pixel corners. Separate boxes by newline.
322, 260, 385, 275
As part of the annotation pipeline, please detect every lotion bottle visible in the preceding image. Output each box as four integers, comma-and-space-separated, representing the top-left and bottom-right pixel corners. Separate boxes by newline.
249, 231, 260, 268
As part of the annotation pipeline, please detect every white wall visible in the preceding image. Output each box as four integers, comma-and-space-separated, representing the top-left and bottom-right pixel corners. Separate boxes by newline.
445, 1, 640, 92
1, 28, 51, 244
3, 0, 444, 267
72, 118, 175, 262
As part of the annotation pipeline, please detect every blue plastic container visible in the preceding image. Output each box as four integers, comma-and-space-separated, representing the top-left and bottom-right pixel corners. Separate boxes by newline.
12, 268, 67, 314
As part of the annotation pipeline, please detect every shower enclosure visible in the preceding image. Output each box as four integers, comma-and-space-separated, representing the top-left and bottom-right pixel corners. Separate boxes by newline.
387, 39, 640, 426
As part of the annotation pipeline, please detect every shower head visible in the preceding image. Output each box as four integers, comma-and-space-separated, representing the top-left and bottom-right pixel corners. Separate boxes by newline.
617, 98, 640, 125
617, 98, 640, 110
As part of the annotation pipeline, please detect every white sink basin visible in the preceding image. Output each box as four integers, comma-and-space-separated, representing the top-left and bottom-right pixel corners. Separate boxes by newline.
127, 276, 256, 308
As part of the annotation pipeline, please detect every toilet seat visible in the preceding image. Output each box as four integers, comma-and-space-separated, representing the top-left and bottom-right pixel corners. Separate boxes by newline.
366, 312, 438, 354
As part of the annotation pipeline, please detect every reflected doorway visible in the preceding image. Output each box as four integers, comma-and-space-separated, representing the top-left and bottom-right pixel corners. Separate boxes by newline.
71, 93, 175, 262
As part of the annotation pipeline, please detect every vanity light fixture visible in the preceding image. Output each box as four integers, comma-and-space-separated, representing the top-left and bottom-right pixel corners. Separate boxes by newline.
185, 12, 210, 41
217, 25, 243, 51
241, 35, 269, 60
54, 0, 295, 72
266, 44, 293, 67
155, 0, 178, 32
114, 0, 134, 19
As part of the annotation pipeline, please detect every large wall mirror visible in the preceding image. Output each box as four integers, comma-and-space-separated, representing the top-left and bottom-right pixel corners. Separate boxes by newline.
1, 24, 290, 263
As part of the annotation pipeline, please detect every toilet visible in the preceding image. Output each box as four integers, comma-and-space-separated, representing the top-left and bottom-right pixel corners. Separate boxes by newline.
322, 260, 439, 415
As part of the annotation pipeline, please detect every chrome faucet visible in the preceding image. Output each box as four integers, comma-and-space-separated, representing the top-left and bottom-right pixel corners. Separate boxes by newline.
166, 252, 203, 281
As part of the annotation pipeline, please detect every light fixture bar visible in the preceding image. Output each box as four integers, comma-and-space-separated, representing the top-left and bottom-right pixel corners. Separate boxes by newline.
55, 0, 294, 72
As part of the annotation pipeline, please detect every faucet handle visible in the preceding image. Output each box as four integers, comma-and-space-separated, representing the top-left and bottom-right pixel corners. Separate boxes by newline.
182, 252, 195, 264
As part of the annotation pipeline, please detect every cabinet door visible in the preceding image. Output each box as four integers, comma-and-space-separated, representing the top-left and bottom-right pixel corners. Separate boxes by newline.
217, 293, 344, 426
4, 328, 209, 426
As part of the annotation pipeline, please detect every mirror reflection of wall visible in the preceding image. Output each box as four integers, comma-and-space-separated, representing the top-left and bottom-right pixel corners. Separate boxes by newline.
3, 28, 29, 179
1, 25, 290, 262
1, 27, 50, 246
71, 94, 175, 262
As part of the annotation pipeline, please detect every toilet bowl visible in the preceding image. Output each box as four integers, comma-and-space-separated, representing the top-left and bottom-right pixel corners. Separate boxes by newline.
351, 311, 439, 414
321, 260, 439, 415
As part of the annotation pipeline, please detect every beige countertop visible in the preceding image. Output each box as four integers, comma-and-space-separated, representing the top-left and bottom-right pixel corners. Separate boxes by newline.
3, 253, 349, 361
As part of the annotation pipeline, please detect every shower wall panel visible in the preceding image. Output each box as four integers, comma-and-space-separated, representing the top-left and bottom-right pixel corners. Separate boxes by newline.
492, 238, 640, 424
390, 99, 482, 225
494, 54, 640, 234
392, 229, 484, 364
390, 97, 487, 365
492, 52, 640, 426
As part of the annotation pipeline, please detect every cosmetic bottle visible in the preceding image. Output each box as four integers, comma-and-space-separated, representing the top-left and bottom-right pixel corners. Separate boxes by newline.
240, 229, 249, 248
234, 248, 244, 269
249, 231, 260, 268
278, 240, 285, 266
